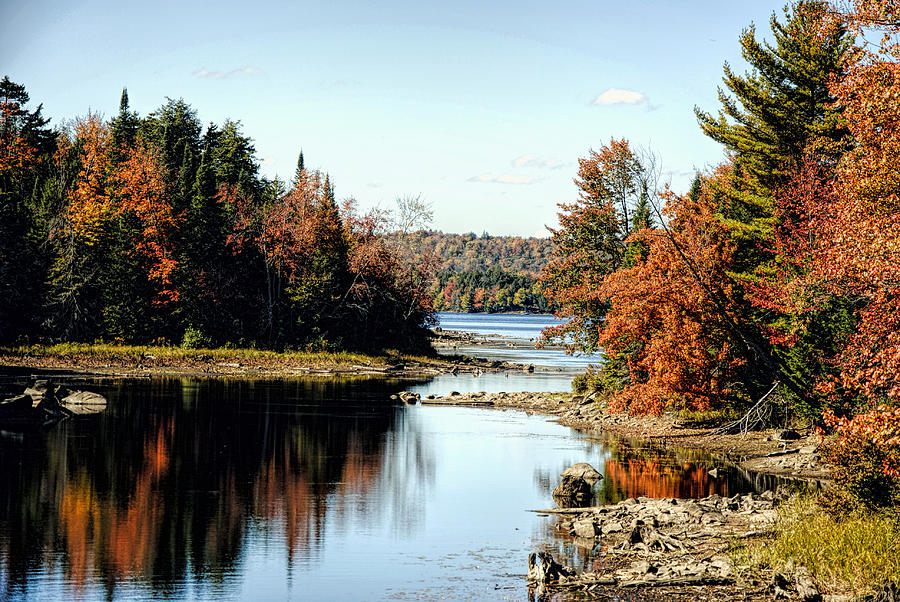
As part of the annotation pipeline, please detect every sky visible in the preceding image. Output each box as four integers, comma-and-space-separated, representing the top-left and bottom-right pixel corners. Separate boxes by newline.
3, 0, 790, 237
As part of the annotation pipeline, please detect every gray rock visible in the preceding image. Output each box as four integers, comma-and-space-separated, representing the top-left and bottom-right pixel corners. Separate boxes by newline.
553, 475, 591, 506
561, 462, 602, 485
601, 521, 624, 534
572, 519, 598, 538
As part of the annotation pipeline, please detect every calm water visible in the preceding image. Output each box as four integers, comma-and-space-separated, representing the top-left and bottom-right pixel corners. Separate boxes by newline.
0, 315, 765, 601
433, 313, 601, 384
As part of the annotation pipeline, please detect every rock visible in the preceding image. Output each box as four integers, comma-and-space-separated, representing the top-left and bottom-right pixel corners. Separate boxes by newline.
799, 445, 818, 454
553, 475, 591, 507
527, 552, 572, 584
525, 364, 535, 373
449, 391, 460, 396
777, 429, 802, 441
708, 467, 726, 478
397, 391, 419, 404
561, 462, 602, 485
572, 519, 598, 538
60, 390, 107, 415
795, 566, 822, 602
0, 395, 33, 412
601, 521, 624, 534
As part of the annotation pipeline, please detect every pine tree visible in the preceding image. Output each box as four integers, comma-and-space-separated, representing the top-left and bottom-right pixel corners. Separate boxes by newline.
108, 88, 139, 165
292, 150, 305, 187
695, 0, 853, 274
696, 1, 852, 193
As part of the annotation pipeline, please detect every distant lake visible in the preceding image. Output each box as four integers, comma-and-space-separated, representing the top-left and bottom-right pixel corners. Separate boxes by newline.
434, 312, 601, 376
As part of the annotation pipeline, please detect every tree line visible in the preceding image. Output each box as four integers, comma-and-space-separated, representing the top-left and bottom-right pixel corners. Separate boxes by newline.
540, 0, 900, 503
430, 266, 554, 314
0, 84, 434, 351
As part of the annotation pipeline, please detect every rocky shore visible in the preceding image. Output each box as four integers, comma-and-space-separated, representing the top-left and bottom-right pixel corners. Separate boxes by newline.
414, 390, 829, 481
526, 491, 845, 601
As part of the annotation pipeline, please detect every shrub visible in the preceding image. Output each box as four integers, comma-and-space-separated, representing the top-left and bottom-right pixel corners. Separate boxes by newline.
181, 326, 212, 350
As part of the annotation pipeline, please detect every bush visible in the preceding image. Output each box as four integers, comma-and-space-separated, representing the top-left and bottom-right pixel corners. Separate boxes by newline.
822, 407, 900, 510
572, 365, 604, 395
181, 326, 212, 350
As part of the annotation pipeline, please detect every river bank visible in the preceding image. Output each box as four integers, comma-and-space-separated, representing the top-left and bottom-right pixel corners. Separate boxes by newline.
0, 341, 522, 379
418, 390, 829, 481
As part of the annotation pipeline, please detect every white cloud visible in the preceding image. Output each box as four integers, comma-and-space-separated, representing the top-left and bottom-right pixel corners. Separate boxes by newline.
592, 88, 648, 106
261, 157, 277, 166
511, 154, 564, 170
467, 173, 535, 185
192, 65, 262, 80
512, 153, 538, 168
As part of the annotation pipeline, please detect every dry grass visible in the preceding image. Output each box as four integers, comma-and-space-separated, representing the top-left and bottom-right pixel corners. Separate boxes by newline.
734, 493, 900, 596
1, 342, 439, 369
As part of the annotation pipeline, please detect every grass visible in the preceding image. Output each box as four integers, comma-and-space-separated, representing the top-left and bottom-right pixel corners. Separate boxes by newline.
734, 493, 900, 596
0, 342, 442, 369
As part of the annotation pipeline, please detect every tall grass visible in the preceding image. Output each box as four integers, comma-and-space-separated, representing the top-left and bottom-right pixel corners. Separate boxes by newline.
737, 494, 900, 596
1, 342, 439, 368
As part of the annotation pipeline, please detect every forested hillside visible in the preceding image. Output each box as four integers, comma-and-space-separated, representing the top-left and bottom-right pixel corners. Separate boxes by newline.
401, 230, 553, 274
396, 231, 555, 313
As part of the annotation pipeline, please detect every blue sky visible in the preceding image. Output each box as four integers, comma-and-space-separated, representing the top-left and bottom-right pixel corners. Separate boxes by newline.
3, 0, 789, 236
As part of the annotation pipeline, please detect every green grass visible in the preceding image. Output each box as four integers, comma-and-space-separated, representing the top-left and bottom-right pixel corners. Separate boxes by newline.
1, 342, 441, 368
734, 494, 900, 596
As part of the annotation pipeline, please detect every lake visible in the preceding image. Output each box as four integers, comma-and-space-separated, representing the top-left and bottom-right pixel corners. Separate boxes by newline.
0, 315, 765, 601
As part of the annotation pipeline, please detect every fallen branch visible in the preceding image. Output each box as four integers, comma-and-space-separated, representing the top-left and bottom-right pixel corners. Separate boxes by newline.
712, 382, 779, 435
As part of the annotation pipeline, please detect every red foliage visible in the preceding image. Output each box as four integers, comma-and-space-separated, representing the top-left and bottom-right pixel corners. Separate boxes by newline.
597, 180, 747, 415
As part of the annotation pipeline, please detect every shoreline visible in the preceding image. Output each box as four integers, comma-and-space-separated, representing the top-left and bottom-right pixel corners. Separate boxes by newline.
419, 391, 829, 482
1, 343, 828, 482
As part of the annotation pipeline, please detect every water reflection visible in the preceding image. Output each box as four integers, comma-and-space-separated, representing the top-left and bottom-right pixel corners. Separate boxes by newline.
0, 375, 780, 601
532, 433, 779, 507
0, 377, 433, 600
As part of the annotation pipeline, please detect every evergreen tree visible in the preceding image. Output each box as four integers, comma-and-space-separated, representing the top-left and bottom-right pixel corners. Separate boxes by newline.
696, 1, 852, 193
292, 150, 305, 187
695, 0, 853, 269
0, 77, 54, 342
108, 88, 139, 165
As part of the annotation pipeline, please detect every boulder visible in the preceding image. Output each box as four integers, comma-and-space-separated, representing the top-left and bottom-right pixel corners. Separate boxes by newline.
561, 462, 602, 485
553, 475, 592, 507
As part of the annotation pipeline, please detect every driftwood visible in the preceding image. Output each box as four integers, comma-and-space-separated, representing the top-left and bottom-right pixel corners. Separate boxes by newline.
713, 382, 780, 435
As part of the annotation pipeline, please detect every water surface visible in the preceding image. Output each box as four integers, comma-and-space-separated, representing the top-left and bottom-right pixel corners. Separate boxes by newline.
0, 314, 763, 601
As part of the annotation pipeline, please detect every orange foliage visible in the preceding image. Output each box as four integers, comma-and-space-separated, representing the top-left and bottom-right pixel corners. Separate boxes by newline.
116, 142, 181, 304
65, 115, 114, 247
597, 182, 746, 415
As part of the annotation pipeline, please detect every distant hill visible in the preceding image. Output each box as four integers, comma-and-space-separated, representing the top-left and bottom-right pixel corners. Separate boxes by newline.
398, 231, 556, 313
400, 230, 554, 275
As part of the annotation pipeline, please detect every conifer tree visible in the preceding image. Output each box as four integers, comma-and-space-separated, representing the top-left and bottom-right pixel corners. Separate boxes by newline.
108, 88, 139, 165
696, 0, 854, 275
